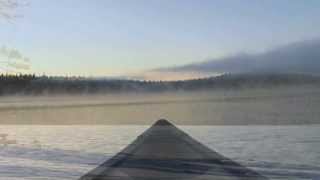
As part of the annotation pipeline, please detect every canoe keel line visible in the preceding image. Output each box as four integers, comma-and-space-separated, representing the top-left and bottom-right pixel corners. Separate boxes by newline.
80, 119, 267, 180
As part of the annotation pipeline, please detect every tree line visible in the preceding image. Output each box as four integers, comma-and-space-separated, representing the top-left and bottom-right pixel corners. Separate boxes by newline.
0, 73, 319, 95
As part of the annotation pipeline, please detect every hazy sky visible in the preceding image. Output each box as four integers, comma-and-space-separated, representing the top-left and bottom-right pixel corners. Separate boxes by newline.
0, 0, 319, 78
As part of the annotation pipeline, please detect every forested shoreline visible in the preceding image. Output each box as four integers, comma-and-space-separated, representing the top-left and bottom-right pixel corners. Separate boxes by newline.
0, 73, 319, 96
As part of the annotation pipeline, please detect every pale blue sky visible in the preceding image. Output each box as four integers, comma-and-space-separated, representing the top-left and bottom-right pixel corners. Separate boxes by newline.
0, 0, 319, 77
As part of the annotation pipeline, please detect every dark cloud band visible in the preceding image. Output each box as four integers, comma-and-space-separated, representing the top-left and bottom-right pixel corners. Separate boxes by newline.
156, 39, 320, 75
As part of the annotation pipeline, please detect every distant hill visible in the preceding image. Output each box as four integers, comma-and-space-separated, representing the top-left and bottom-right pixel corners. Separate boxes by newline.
0, 73, 319, 96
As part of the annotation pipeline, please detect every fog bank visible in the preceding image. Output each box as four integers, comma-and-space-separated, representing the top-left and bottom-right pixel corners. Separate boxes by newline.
155, 39, 320, 75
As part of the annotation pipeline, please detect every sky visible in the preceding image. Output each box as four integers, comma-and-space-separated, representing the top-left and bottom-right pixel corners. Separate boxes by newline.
0, 0, 320, 79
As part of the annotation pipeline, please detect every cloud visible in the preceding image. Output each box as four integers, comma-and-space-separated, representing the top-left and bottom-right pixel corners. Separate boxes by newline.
0, 46, 31, 71
0, 0, 20, 20
155, 38, 320, 76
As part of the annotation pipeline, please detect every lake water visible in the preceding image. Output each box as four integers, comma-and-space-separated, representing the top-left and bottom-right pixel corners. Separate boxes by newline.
0, 87, 320, 179
0, 87, 320, 125
0, 125, 320, 180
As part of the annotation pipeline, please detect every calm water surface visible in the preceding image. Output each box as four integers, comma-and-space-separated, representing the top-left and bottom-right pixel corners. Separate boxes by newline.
0, 88, 320, 179
0, 125, 319, 180
0, 87, 320, 125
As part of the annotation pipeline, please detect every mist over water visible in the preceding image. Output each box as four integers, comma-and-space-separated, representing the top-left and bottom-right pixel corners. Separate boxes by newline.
1, 1, 320, 179
0, 86, 319, 125
0, 86, 320, 179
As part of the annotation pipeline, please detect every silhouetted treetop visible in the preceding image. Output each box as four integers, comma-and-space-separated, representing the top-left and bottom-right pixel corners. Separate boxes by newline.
0, 73, 319, 96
